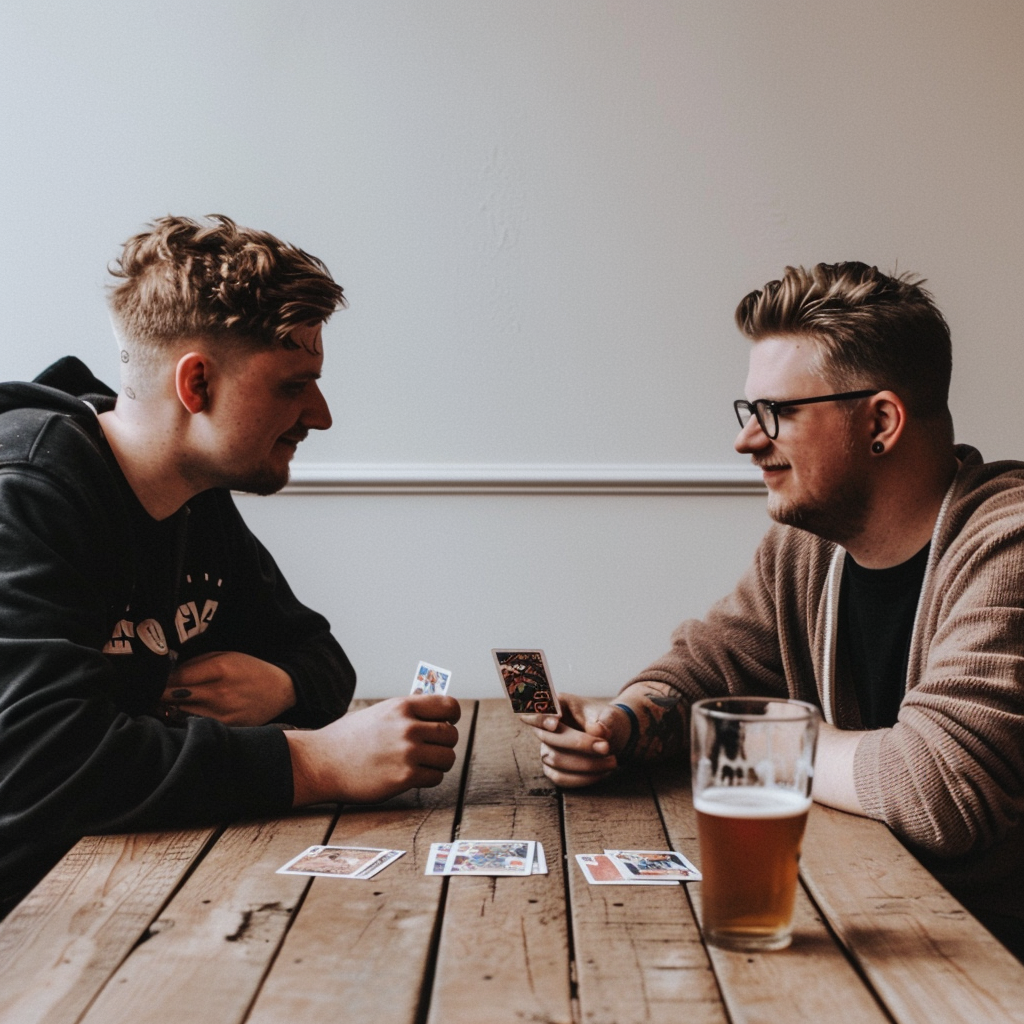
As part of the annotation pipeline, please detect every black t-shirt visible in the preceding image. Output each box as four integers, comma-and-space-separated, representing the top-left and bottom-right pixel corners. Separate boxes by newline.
837, 543, 930, 729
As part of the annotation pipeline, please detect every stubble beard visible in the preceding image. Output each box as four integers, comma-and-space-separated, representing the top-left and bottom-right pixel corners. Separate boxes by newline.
761, 430, 871, 546
180, 452, 291, 498
766, 483, 870, 547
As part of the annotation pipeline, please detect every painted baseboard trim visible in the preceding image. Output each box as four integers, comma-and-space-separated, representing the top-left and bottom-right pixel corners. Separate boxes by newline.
278, 463, 767, 495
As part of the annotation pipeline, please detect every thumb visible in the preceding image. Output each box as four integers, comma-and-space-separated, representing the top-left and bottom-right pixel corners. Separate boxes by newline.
584, 703, 618, 739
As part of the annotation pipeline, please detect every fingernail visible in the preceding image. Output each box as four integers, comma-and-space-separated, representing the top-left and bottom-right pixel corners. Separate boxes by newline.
170, 688, 191, 699
544, 717, 558, 730
594, 740, 609, 755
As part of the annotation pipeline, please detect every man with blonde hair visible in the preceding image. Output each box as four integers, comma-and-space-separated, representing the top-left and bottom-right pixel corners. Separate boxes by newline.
528, 262, 1024, 955
0, 215, 459, 917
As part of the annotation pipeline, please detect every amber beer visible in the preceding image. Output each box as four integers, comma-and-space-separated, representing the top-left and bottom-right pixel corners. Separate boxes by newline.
691, 697, 819, 951
694, 786, 811, 950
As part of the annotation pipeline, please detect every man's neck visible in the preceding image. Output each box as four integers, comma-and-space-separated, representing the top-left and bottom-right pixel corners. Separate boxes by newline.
844, 449, 958, 569
97, 401, 197, 521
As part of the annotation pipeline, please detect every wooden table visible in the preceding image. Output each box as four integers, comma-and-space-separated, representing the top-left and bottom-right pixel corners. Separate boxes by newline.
3, 698, 1024, 1024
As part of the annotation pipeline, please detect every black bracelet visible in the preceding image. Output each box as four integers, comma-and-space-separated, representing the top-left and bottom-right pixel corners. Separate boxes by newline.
612, 702, 640, 761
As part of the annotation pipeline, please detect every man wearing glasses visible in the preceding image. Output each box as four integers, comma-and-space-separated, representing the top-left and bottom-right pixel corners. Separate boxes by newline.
526, 262, 1024, 954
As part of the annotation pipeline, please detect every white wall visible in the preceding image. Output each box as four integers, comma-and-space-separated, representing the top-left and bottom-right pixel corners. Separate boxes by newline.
2, 2, 1022, 696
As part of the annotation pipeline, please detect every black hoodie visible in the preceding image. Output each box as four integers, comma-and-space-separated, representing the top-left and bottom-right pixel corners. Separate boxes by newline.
0, 358, 355, 915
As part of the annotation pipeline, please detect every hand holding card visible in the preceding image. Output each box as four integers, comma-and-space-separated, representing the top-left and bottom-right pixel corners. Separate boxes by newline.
492, 649, 560, 715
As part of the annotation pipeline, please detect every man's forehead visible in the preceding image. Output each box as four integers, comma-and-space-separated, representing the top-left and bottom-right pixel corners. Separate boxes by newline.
745, 334, 826, 396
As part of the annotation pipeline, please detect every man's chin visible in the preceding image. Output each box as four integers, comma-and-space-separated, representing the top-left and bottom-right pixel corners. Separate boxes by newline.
231, 466, 291, 496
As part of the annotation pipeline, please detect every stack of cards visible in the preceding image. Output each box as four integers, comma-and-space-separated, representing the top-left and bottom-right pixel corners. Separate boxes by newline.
425, 840, 548, 876
575, 849, 701, 885
277, 845, 405, 880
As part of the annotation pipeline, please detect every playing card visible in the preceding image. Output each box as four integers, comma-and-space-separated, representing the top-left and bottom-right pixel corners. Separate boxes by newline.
491, 649, 560, 715
426, 841, 548, 876
575, 853, 677, 885
606, 850, 701, 882
444, 840, 535, 876
410, 660, 452, 696
277, 845, 405, 879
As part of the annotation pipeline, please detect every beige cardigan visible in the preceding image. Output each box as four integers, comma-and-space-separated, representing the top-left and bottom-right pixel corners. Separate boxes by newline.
629, 444, 1024, 919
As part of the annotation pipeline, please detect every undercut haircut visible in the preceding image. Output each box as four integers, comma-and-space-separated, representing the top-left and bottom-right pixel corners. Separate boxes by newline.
735, 262, 952, 421
108, 214, 346, 351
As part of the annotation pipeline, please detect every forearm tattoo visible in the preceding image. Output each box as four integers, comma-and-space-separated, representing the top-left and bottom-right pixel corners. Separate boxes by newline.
618, 686, 686, 763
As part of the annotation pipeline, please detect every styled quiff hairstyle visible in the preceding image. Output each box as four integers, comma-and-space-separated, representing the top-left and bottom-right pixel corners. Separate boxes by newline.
735, 262, 952, 420
107, 214, 346, 350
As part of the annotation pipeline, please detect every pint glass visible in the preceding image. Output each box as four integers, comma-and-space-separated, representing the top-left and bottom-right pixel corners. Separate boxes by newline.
691, 697, 820, 951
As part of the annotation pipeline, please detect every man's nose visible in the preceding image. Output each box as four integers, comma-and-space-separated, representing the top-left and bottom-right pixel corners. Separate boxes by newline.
734, 416, 770, 455
303, 383, 333, 431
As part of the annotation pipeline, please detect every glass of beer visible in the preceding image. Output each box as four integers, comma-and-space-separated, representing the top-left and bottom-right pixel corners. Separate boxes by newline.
691, 696, 819, 951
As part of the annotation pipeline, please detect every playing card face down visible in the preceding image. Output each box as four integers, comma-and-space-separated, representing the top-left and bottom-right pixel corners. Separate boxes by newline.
492, 649, 560, 715
410, 660, 452, 695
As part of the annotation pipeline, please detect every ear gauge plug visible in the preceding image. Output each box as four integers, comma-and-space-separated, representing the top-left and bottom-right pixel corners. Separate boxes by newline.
871, 441, 885, 454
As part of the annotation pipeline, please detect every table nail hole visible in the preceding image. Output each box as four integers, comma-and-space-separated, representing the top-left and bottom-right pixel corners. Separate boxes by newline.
612, 902, 624, 907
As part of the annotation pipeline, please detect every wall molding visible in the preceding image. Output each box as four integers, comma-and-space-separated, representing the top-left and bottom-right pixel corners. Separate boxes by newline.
280, 463, 767, 496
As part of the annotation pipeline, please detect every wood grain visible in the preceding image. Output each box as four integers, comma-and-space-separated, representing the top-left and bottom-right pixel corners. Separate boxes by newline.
653, 768, 889, 1024
244, 700, 475, 1024
563, 768, 725, 1024
426, 698, 573, 1024
75, 811, 336, 1024
801, 804, 1024, 1024
0, 828, 214, 1024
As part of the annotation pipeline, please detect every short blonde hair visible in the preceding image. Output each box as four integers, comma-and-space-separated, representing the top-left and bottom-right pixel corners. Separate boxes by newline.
108, 214, 346, 350
735, 262, 951, 420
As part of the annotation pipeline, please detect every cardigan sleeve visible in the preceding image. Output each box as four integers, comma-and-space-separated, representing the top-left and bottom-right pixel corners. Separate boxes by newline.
854, 498, 1024, 859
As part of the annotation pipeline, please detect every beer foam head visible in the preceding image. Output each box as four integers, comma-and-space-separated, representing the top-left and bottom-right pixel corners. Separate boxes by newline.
693, 786, 812, 818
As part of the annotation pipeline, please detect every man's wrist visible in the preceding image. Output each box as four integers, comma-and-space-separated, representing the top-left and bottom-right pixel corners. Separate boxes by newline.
611, 702, 640, 761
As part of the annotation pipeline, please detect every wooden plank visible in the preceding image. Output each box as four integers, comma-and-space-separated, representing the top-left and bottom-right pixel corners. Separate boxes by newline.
0, 828, 214, 1024
426, 698, 573, 1024
800, 804, 1024, 1024
564, 769, 726, 1024
75, 810, 336, 1024
653, 768, 888, 1024
245, 700, 476, 1024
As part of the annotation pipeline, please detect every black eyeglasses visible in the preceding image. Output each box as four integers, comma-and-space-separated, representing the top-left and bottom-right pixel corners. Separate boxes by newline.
733, 390, 880, 440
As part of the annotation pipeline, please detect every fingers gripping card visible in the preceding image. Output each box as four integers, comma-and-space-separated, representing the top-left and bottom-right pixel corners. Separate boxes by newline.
491, 649, 560, 715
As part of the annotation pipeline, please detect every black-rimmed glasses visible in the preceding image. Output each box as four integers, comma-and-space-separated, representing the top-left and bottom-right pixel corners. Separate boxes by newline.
733, 390, 880, 440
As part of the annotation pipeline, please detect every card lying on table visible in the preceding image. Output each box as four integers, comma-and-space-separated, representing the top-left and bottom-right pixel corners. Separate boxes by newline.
441, 840, 536, 876
575, 849, 701, 885
605, 849, 700, 881
492, 649, 560, 715
277, 845, 405, 880
426, 842, 548, 876
575, 854, 677, 885
410, 660, 452, 695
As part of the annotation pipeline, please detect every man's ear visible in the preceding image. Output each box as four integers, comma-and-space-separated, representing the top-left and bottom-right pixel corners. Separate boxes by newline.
868, 390, 907, 451
175, 353, 210, 414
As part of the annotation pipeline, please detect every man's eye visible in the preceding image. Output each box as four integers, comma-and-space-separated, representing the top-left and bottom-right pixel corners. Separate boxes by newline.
280, 382, 307, 396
